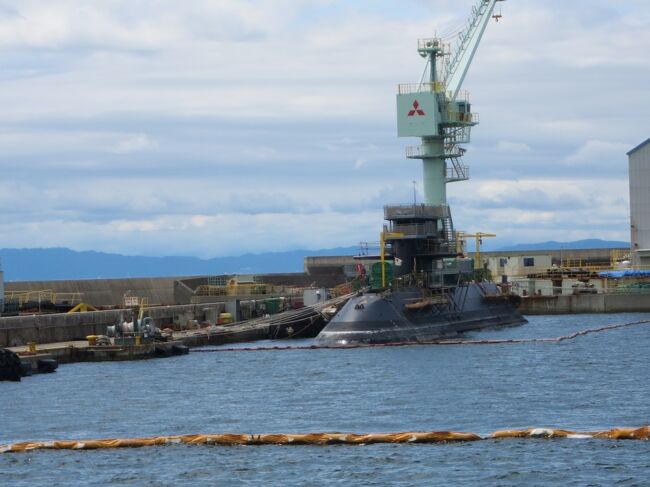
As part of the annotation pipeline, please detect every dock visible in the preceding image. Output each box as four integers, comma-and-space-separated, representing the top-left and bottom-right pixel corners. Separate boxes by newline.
5, 294, 351, 376
518, 292, 650, 315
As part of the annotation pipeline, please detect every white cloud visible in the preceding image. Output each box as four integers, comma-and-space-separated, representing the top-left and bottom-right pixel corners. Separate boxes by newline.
0, 0, 645, 258
447, 177, 630, 247
242, 146, 278, 160
565, 139, 630, 165
495, 141, 531, 153
109, 133, 158, 154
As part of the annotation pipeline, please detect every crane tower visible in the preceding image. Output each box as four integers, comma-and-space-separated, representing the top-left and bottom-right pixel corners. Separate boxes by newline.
396, 0, 504, 206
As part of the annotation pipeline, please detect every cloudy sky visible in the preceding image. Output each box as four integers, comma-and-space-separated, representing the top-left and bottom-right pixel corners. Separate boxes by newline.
0, 0, 648, 257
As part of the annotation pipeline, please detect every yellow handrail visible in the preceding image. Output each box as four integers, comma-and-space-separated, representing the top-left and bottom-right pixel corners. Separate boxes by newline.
380, 232, 404, 287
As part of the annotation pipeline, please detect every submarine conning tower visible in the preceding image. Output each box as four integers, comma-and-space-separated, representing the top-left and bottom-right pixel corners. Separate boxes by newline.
383, 203, 460, 286
383, 204, 471, 292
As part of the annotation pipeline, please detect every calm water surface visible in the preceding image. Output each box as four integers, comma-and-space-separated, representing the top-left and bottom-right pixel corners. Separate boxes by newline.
1, 313, 649, 486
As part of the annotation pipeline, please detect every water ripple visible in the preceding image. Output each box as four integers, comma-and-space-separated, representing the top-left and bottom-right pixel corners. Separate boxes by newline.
1, 313, 649, 485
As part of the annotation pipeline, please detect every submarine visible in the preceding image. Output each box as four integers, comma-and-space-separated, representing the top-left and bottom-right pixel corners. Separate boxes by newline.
315, 204, 526, 346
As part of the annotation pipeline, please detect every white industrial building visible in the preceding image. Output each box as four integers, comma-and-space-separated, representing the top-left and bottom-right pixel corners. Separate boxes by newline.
485, 254, 552, 280
628, 138, 650, 266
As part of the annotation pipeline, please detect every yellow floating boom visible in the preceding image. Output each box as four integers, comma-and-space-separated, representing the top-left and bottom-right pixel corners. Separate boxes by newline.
1, 426, 648, 453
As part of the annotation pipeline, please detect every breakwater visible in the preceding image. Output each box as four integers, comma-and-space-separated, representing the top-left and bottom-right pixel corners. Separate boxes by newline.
3, 295, 351, 375
0, 302, 220, 348
518, 292, 650, 314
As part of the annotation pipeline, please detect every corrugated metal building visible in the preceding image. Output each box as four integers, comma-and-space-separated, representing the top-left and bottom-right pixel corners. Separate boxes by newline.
0, 263, 4, 312
628, 138, 650, 266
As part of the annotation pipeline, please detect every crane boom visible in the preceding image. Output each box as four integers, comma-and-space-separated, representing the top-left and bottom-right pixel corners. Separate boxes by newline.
444, 0, 501, 101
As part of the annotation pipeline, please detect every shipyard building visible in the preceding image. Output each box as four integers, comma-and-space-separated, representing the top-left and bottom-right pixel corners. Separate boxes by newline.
628, 138, 650, 266
0, 264, 4, 313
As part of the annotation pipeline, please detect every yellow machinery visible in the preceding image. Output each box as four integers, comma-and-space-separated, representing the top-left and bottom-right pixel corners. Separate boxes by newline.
457, 232, 496, 270
66, 303, 98, 314
380, 231, 405, 287
137, 298, 149, 322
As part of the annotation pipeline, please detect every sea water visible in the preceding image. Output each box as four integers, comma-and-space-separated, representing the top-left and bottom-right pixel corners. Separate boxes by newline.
1, 313, 649, 486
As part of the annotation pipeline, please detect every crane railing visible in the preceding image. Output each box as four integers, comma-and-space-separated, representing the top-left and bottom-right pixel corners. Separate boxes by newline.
446, 161, 470, 181
398, 82, 445, 95
446, 112, 479, 124
384, 204, 450, 220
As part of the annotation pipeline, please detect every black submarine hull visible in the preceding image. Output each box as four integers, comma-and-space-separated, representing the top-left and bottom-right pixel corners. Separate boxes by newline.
315, 283, 526, 346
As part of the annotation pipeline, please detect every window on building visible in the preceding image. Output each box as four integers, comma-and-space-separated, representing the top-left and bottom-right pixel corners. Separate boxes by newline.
499, 258, 508, 267
523, 257, 535, 267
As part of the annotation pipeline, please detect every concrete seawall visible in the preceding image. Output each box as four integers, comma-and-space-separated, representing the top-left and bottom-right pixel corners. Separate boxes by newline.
0, 303, 225, 347
5, 297, 352, 374
519, 293, 650, 315
5, 272, 345, 308
5, 277, 183, 307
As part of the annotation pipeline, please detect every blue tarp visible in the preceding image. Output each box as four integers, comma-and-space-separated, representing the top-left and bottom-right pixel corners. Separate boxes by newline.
598, 269, 650, 278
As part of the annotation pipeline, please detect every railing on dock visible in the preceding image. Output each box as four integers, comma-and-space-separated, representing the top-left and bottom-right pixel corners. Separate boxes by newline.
3, 290, 83, 307
195, 284, 304, 297
510, 282, 650, 297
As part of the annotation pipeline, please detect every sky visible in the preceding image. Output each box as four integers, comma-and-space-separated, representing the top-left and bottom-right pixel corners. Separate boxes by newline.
0, 0, 648, 258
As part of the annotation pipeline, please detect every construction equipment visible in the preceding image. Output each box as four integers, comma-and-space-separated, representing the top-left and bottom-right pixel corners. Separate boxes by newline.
459, 232, 497, 269
108, 296, 157, 345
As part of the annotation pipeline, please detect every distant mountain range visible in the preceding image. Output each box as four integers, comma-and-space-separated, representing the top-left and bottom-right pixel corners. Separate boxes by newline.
494, 239, 629, 252
0, 239, 630, 281
0, 247, 358, 282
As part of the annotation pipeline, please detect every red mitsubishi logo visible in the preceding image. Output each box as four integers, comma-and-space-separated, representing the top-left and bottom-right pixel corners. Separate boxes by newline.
408, 100, 425, 117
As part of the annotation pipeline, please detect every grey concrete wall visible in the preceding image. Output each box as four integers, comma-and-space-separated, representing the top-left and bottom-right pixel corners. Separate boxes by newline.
5, 277, 186, 307
304, 256, 355, 273
0, 302, 227, 347
0, 309, 126, 346
173, 280, 197, 305
5, 272, 347, 310
519, 293, 650, 315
